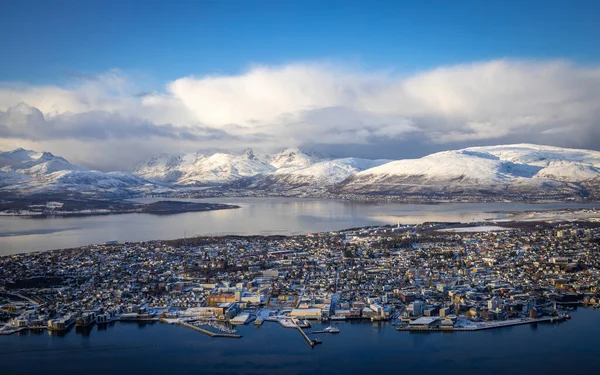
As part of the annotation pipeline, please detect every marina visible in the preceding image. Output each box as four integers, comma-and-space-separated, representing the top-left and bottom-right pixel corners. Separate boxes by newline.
176, 321, 242, 339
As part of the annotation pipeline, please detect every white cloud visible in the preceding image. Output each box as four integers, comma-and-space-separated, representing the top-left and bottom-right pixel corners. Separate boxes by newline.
1, 59, 599, 170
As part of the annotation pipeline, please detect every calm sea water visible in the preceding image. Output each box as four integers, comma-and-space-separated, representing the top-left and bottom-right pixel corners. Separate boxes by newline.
0, 198, 597, 255
1, 308, 598, 375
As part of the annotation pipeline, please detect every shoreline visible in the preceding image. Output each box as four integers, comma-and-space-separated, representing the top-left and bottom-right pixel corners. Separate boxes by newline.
2, 311, 581, 340
0, 200, 240, 218
395, 317, 557, 332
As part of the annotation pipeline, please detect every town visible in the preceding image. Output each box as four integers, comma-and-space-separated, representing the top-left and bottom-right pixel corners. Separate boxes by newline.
1, 219, 599, 345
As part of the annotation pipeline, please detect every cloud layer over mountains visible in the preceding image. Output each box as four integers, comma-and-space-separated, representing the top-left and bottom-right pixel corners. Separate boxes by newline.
1, 59, 599, 170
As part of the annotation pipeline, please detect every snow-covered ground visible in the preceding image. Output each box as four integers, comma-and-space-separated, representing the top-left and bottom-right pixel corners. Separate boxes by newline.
438, 226, 509, 232
497, 209, 600, 222
336, 144, 600, 196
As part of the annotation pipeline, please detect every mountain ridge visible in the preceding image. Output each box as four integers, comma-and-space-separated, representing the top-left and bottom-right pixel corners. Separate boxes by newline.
1, 143, 600, 200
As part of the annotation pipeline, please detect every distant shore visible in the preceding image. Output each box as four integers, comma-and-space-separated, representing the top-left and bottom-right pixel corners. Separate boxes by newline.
0, 200, 239, 218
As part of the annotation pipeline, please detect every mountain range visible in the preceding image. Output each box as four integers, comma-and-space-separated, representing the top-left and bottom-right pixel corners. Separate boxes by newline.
1, 144, 599, 201
0, 148, 153, 198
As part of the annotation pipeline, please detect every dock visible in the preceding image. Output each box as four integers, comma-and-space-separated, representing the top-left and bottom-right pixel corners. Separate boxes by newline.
295, 325, 315, 348
0, 326, 47, 336
396, 317, 556, 332
178, 321, 242, 338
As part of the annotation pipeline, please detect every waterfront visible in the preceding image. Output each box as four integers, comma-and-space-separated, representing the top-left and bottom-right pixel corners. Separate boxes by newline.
0, 309, 598, 375
0, 198, 597, 255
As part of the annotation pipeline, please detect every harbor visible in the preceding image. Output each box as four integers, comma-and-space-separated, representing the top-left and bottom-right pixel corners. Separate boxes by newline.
3, 306, 600, 375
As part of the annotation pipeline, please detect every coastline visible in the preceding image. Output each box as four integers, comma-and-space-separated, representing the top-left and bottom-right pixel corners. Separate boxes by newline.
0, 200, 240, 218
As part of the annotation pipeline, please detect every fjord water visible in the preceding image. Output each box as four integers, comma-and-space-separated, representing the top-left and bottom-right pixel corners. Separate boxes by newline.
1, 308, 598, 375
0, 198, 597, 255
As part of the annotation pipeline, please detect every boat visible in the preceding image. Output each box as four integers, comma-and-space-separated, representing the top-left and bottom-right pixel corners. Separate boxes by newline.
323, 326, 340, 333
303, 320, 311, 328
313, 338, 322, 344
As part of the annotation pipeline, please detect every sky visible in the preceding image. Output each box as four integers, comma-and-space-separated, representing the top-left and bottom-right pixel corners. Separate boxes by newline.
0, 0, 599, 170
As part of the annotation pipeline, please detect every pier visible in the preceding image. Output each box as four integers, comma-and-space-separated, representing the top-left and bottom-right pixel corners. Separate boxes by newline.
295, 325, 315, 348
396, 317, 556, 332
178, 321, 242, 338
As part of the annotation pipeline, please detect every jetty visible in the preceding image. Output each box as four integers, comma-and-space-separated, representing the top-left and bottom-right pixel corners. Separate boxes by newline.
178, 321, 242, 338
396, 317, 556, 332
295, 324, 315, 348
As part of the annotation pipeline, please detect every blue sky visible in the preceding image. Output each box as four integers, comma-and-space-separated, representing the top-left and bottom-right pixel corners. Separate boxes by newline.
1, 0, 600, 169
1, 0, 599, 84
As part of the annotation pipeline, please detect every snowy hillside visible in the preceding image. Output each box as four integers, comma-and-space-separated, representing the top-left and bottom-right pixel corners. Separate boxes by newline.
335, 144, 600, 198
131, 153, 186, 184
134, 148, 326, 186
251, 157, 392, 192
3, 170, 153, 197
0, 148, 86, 187
0, 148, 152, 197
134, 149, 275, 185
266, 148, 323, 169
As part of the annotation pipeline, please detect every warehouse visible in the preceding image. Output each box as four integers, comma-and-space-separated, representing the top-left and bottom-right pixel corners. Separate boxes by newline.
290, 308, 322, 320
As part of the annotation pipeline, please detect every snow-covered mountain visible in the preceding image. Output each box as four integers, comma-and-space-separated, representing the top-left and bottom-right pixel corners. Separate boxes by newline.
266, 148, 323, 169
134, 148, 329, 186
133, 147, 386, 191
335, 144, 600, 198
0, 148, 85, 184
3, 144, 600, 200
0, 148, 152, 197
250, 157, 392, 193
134, 149, 275, 185
134, 144, 600, 199
131, 153, 187, 184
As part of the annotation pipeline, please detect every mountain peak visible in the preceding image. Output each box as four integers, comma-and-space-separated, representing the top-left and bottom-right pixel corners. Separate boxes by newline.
269, 147, 323, 169
242, 148, 256, 160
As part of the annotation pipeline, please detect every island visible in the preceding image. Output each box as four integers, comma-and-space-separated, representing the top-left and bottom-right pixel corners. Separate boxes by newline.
0, 199, 239, 217
1, 218, 599, 344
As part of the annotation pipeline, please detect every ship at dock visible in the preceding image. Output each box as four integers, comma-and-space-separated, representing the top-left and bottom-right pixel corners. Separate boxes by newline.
312, 326, 340, 334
